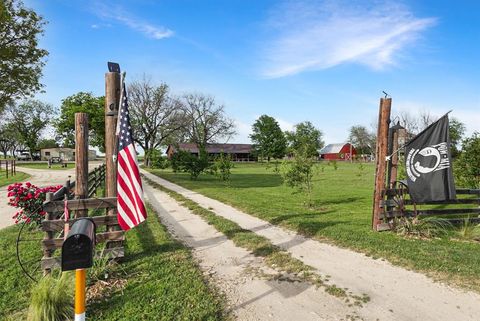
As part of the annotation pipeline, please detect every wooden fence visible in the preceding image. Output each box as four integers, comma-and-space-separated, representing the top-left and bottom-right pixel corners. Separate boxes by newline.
0, 159, 16, 178
377, 186, 480, 231
40, 164, 124, 273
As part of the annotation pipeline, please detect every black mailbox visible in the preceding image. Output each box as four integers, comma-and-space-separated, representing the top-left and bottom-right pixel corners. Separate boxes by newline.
61, 218, 96, 271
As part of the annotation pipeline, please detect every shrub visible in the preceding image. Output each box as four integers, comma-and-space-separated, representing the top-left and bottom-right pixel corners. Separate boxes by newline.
7, 182, 62, 225
27, 273, 74, 321
170, 148, 209, 180
281, 153, 316, 207
149, 149, 169, 169
454, 132, 480, 188
212, 153, 233, 182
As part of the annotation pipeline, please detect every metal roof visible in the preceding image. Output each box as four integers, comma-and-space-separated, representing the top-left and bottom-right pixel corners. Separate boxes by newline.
319, 143, 348, 154
169, 143, 253, 154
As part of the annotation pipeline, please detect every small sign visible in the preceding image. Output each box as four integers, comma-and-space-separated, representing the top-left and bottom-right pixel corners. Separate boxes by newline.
107, 62, 121, 73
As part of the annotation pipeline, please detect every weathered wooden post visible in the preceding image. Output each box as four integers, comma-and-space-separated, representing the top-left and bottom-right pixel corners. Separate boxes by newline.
372, 97, 391, 231
105, 70, 121, 247
43, 191, 54, 275
75, 113, 89, 218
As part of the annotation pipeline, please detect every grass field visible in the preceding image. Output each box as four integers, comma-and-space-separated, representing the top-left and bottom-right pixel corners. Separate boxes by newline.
148, 162, 480, 291
0, 206, 225, 320
16, 162, 75, 170
0, 171, 30, 187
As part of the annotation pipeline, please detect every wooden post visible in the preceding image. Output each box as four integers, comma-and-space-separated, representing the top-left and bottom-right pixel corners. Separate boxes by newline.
75, 113, 89, 218
389, 129, 399, 188
372, 98, 391, 230
43, 192, 54, 275
105, 71, 121, 246
5, 160, 8, 178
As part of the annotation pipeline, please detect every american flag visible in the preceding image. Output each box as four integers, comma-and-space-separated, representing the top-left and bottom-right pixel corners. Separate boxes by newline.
116, 82, 147, 231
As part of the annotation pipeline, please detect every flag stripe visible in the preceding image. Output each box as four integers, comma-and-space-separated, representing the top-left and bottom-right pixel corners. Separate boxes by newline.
116, 81, 147, 231
118, 151, 145, 222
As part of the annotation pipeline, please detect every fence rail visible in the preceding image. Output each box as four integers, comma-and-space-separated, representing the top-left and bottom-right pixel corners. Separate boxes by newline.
378, 186, 480, 231
40, 163, 123, 273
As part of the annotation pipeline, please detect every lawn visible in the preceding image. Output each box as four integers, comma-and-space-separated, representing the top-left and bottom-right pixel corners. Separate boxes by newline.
16, 162, 75, 170
148, 162, 480, 291
0, 206, 225, 320
0, 171, 30, 187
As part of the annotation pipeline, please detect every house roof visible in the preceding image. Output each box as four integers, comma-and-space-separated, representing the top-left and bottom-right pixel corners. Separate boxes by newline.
169, 143, 253, 154
319, 143, 350, 154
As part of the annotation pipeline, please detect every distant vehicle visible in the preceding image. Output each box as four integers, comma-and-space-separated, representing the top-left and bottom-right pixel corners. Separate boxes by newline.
50, 157, 62, 163
16, 152, 32, 161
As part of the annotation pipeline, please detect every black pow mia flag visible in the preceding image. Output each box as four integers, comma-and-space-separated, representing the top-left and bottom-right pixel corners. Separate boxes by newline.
405, 115, 456, 203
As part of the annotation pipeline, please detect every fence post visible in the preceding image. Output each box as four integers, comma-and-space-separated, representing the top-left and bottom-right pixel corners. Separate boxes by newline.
372, 98, 391, 230
13, 160, 16, 175
105, 71, 121, 248
10, 160, 14, 176
5, 160, 8, 179
75, 113, 89, 218
43, 192, 54, 275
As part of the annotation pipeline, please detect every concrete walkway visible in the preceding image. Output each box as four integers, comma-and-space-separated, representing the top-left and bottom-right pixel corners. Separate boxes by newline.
0, 163, 101, 229
142, 169, 480, 321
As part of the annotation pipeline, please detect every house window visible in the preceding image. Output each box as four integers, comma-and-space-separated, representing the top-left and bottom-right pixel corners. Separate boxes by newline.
45, 152, 50, 156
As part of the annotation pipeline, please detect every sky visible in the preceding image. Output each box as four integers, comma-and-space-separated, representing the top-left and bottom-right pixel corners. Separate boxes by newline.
27, 0, 480, 146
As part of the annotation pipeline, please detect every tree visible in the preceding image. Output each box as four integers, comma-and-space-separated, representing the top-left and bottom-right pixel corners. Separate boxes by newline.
455, 132, 480, 189
250, 115, 286, 162
449, 117, 465, 158
0, 0, 48, 112
286, 121, 324, 157
348, 125, 375, 155
36, 138, 58, 150
281, 153, 316, 207
0, 121, 20, 158
54, 92, 105, 150
6, 100, 53, 154
181, 93, 236, 150
127, 77, 185, 166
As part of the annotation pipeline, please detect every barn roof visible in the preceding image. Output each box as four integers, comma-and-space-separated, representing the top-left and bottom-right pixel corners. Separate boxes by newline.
168, 143, 253, 154
319, 143, 349, 154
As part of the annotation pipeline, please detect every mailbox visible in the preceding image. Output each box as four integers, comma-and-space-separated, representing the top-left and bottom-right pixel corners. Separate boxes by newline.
61, 218, 96, 271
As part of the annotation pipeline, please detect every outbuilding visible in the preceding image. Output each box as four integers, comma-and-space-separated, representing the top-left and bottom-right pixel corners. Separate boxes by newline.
166, 143, 256, 161
319, 143, 356, 161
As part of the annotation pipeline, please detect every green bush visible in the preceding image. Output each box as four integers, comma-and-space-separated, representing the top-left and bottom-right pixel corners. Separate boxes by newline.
212, 153, 233, 182
170, 149, 209, 180
149, 149, 169, 169
27, 273, 74, 321
454, 132, 480, 188
281, 153, 316, 207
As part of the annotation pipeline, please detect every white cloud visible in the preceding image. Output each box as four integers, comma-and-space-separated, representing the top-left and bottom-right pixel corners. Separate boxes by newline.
92, 3, 173, 40
112, 14, 173, 39
276, 118, 295, 132
262, 0, 436, 78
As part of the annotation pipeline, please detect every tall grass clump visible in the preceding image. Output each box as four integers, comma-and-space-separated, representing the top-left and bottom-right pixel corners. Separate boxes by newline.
393, 216, 452, 238
27, 273, 73, 321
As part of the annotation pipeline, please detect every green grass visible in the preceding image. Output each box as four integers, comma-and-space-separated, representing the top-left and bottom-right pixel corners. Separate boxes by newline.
0, 206, 226, 320
0, 171, 30, 187
16, 162, 75, 170
148, 162, 480, 291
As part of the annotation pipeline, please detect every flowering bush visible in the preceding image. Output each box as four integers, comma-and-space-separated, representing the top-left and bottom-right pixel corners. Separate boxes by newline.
7, 182, 63, 225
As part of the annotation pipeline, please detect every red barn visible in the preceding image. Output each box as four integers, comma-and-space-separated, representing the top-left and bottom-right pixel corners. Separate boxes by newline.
319, 143, 356, 160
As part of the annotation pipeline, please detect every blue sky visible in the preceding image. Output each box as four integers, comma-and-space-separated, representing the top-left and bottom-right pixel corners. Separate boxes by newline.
27, 0, 479, 145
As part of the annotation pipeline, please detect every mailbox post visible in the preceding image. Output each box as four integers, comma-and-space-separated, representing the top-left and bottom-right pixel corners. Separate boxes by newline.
62, 218, 96, 321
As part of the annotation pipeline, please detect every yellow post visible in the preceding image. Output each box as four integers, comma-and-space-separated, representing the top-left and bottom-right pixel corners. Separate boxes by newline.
75, 269, 86, 321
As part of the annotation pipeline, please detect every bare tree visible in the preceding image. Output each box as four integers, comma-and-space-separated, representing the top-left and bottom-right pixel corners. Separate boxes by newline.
180, 93, 236, 150
348, 125, 375, 155
127, 76, 185, 165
